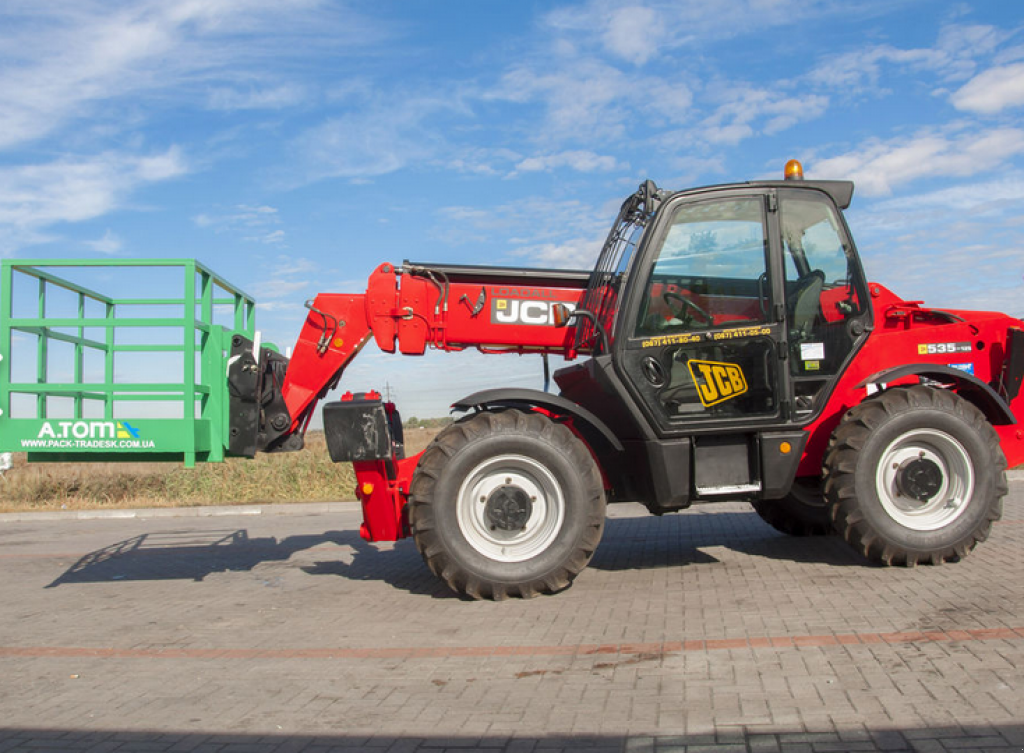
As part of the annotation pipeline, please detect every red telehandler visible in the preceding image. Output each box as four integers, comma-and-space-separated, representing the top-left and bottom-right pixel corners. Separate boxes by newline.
227, 161, 1024, 600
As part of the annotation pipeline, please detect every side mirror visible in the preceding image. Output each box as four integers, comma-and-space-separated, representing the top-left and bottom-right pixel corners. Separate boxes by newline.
552, 303, 574, 328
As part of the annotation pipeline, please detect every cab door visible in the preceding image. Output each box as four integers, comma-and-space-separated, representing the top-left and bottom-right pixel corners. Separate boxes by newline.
616, 190, 787, 434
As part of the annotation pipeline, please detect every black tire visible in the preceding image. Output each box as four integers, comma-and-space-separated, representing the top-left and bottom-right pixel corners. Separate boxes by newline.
824, 385, 1006, 566
751, 477, 833, 536
408, 409, 606, 600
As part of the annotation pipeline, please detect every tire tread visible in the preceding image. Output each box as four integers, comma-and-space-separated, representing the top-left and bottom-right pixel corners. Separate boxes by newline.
824, 385, 1005, 566
408, 409, 606, 600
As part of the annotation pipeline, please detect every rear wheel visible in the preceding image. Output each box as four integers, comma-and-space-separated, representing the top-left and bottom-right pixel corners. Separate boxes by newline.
408, 409, 606, 599
751, 477, 833, 536
824, 386, 1005, 566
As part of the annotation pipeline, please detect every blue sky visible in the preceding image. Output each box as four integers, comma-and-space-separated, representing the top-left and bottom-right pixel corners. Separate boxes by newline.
3, 0, 1024, 418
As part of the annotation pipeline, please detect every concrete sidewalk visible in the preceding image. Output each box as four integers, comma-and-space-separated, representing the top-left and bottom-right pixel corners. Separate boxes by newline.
0, 486, 1022, 751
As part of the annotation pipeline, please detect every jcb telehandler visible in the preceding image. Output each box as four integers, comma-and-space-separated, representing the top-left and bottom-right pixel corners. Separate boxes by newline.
222, 160, 1023, 599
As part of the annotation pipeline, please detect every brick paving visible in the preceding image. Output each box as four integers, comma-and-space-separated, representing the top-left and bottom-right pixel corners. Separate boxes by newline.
1, 485, 1022, 752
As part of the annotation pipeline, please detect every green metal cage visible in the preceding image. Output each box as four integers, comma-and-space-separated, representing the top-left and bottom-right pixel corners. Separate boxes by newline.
0, 259, 256, 467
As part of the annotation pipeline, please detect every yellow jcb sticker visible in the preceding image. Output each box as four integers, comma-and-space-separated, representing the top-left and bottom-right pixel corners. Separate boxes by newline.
687, 359, 748, 407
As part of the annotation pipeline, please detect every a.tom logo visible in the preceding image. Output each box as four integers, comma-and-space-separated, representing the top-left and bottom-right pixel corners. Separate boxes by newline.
687, 359, 748, 407
37, 420, 140, 440
491, 299, 575, 326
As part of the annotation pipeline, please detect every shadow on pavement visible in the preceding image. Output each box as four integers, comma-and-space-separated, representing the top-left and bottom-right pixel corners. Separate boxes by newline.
45, 526, 455, 598
589, 510, 866, 571
0, 725, 1021, 752
47, 529, 357, 588
46, 507, 864, 594
300, 539, 459, 599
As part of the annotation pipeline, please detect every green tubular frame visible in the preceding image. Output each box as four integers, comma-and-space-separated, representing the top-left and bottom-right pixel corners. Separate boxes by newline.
0, 259, 256, 467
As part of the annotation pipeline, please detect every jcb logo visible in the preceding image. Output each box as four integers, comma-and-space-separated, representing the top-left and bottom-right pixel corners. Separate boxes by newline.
687, 360, 748, 407
492, 299, 574, 326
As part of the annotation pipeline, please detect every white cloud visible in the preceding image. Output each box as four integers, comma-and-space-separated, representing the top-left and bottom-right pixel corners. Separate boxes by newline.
807, 23, 1008, 93
848, 180, 1024, 320
488, 3, 868, 152
851, 178, 1024, 275
437, 197, 610, 268
444, 148, 522, 177
848, 177, 1024, 318
513, 150, 624, 175
951, 63, 1024, 114
994, 43, 1024, 66
489, 58, 692, 144
0, 0, 387, 251
811, 127, 1024, 196
660, 156, 727, 187
136, 148, 189, 180
206, 84, 309, 111
195, 204, 278, 228
513, 235, 605, 269
247, 255, 320, 300
543, 0, 870, 65
0, 147, 187, 252
85, 229, 124, 255
493, 60, 635, 143
700, 123, 754, 146
933, 23, 1008, 78
697, 87, 829, 145
0, 227, 57, 255
193, 203, 284, 244
867, 177, 1024, 216
439, 198, 603, 239
601, 6, 664, 66
0, 0, 377, 151
244, 229, 286, 245
256, 299, 305, 313
288, 95, 457, 182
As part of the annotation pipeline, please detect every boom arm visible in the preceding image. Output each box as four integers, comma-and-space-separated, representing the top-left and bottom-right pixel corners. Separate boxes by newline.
279, 261, 590, 433
221, 261, 591, 542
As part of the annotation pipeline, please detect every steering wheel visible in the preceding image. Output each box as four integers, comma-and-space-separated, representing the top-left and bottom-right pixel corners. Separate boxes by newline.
662, 291, 712, 327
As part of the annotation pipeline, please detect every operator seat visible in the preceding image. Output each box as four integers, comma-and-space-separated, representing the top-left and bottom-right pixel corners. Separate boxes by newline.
790, 270, 824, 342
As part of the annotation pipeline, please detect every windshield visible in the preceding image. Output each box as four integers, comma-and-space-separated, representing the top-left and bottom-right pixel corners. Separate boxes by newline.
635, 196, 769, 336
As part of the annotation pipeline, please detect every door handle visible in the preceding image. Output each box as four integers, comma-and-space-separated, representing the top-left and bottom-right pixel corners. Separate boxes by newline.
641, 356, 667, 387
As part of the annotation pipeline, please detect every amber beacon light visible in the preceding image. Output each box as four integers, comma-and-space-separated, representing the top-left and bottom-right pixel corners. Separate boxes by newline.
784, 159, 804, 180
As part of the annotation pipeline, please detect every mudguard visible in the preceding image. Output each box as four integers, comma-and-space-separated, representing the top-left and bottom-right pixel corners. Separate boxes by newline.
452, 388, 624, 452
858, 364, 1016, 425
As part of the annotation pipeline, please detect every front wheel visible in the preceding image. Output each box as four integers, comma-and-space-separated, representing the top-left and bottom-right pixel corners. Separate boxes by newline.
408, 409, 606, 599
824, 386, 1006, 566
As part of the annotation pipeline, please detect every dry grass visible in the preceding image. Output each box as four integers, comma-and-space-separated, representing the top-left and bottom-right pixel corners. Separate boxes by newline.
0, 432, 367, 513
0, 429, 445, 514
402, 425, 444, 456
21, 424, 1006, 514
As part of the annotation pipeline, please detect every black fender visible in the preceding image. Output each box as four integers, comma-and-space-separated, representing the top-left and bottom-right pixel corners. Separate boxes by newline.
857, 364, 1016, 425
452, 388, 624, 452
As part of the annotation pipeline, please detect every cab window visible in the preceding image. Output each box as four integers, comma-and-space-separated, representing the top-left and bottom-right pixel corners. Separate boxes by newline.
780, 193, 864, 410
635, 197, 769, 336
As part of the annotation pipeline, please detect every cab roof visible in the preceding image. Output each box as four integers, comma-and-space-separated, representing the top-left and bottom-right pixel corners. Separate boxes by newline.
674, 180, 855, 210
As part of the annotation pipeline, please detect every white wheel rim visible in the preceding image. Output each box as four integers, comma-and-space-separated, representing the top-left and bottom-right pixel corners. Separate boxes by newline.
875, 428, 974, 531
456, 454, 565, 563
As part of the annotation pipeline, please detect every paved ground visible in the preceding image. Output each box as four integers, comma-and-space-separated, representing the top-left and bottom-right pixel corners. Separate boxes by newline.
1, 484, 1022, 752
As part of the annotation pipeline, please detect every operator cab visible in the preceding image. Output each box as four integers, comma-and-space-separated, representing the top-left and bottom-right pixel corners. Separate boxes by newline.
556, 162, 873, 507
